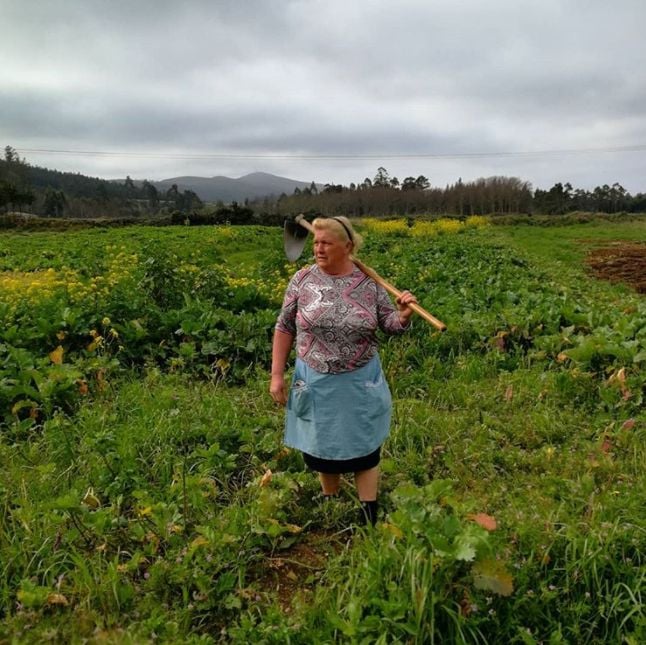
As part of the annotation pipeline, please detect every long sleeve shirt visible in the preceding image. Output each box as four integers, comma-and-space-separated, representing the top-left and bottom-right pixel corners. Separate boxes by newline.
275, 264, 410, 374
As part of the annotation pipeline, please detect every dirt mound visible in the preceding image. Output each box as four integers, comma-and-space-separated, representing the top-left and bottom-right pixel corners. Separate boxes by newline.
586, 241, 646, 293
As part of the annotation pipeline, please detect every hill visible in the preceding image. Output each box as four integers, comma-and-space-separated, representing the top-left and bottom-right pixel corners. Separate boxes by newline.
2, 157, 317, 204
153, 171, 317, 203
2, 153, 322, 216
1, 158, 131, 200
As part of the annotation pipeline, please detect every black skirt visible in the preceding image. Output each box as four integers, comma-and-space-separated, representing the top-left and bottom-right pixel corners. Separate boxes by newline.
302, 446, 381, 474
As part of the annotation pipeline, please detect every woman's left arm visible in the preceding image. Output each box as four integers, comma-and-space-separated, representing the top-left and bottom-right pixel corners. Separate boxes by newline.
376, 285, 417, 333
395, 290, 418, 325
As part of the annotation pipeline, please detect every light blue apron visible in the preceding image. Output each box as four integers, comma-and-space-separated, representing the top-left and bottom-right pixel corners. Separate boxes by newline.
284, 354, 392, 460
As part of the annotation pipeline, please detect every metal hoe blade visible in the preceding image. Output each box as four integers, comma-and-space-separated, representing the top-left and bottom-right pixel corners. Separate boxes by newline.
283, 218, 309, 262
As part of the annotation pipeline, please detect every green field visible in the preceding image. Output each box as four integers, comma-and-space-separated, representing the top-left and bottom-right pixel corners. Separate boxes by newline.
1, 219, 644, 643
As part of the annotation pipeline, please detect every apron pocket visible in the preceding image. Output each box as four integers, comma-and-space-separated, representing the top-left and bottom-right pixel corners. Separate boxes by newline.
363, 373, 392, 419
289, 379, 313, 421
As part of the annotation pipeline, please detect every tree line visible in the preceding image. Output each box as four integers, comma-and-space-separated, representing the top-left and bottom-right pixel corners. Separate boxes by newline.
0, 146, 202, 218
251, 166, 646, 218
2, 147, 645, 221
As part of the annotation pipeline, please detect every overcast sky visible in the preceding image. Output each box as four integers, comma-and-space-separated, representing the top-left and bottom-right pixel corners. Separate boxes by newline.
2, 0, 645, 192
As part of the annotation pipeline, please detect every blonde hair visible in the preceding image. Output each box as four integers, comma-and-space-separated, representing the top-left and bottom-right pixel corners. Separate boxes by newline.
312, 216, 363, 252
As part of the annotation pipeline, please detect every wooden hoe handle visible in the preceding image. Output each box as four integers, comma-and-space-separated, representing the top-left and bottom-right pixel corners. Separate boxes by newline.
294, 215, 447, 331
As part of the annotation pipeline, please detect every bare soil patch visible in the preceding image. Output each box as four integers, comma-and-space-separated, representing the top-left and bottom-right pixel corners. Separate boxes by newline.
584, 241, 646, 293
250, 529, 350, 612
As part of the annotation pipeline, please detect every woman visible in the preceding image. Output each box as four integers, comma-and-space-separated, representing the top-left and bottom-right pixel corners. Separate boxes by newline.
270, 216, 417, 526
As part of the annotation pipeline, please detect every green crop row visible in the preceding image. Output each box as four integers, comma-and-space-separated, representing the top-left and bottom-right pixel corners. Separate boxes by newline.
0, 220, 644, 642
2, 223, 644, 432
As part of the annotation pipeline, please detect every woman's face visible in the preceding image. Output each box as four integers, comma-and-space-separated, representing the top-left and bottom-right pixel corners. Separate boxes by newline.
313, 229, 352, 273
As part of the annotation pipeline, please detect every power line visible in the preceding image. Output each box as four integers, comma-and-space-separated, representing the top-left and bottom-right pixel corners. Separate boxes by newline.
16, 144, 646, 161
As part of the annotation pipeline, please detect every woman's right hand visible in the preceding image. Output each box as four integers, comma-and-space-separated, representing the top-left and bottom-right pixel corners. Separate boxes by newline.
270, 374, 288, 406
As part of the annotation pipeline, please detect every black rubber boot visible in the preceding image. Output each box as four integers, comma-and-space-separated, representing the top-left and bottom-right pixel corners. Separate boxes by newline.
359, 500, 379, 526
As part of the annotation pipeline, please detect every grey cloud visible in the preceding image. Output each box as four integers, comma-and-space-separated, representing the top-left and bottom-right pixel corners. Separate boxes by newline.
1, 0, 645, 192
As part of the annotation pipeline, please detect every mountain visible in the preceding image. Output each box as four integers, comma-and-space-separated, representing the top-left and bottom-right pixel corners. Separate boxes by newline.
153, 172, 317, 202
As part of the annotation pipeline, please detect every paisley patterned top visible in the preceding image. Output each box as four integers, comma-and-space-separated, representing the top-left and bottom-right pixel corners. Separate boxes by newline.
276, 264, 410, 373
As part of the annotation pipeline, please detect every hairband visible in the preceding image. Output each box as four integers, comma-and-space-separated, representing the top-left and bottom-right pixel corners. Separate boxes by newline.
331, 217, 353, 243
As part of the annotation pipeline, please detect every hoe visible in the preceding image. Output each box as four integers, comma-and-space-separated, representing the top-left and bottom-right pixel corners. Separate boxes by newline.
283, 214, 447, 331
